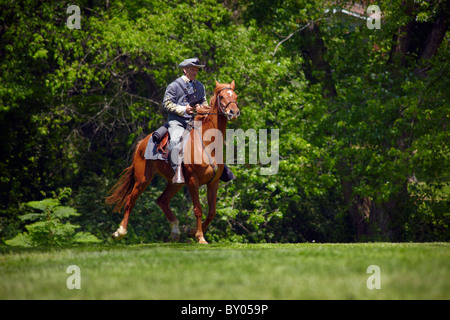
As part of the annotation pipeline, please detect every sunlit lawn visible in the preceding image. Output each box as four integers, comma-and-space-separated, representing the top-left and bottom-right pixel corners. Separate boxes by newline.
1, 243, 448, 299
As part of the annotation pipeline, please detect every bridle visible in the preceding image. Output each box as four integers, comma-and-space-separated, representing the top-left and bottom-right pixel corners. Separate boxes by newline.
196, 87, 238, 117
216, 87, 238, 115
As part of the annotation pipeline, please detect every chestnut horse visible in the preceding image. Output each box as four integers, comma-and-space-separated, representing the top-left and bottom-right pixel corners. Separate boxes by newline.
106, 80, 239, 244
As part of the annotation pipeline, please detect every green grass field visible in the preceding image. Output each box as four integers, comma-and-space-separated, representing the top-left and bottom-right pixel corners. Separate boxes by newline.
0, 243, 449, 300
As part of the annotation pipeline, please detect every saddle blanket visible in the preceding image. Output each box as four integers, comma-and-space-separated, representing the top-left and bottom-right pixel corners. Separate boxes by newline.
144, 134, 168, 161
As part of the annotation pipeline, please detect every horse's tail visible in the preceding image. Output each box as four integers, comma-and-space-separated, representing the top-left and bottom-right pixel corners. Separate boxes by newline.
106, 136, 151, 213
105, 162, 135, 213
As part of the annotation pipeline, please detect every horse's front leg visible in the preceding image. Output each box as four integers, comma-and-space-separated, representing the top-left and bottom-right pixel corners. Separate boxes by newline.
202, 180, 219, 233
186, 179, 208, 244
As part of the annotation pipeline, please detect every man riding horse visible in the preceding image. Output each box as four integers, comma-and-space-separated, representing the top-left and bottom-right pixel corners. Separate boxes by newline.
163, 57, 235, 184
107, 57, 239, 243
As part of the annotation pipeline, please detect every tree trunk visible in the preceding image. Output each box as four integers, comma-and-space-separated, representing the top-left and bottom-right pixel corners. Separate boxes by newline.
420, 12, 448, 61
300, 22, 337, 98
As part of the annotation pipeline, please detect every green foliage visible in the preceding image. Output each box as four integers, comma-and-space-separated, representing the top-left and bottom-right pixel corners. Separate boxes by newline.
0, 0, 448, 244
6, 197, 101, 247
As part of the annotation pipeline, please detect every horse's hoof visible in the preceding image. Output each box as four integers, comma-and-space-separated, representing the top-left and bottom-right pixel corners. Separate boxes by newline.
111, 232, 123, 240
171, 231, 180, 241
198, 237, 208, 245
170, 220, 180, 241
111, 226, 127, 241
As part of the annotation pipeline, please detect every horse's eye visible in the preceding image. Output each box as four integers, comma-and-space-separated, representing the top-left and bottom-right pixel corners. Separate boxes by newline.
219, 96, 223, 99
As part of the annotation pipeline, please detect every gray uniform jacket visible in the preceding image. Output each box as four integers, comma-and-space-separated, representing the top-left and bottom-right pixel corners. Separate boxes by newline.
163, 76, 207, 123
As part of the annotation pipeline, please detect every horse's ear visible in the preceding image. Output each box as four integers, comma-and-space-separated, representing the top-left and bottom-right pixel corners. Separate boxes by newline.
215, 80, 220, 87
231, 80, 235, 90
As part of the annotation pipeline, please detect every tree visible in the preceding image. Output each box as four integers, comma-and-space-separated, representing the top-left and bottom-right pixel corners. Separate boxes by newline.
1, 0, 447, 243
255, 0, 449, 240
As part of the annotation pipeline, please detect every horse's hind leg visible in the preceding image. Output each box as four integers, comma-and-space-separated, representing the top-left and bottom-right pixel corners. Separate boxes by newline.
112, 160, 153, 240
112, 182, 149, 240
156, 182, 183, 241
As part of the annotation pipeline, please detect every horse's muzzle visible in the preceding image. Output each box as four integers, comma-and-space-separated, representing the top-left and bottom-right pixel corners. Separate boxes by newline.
226, 109, 240, 121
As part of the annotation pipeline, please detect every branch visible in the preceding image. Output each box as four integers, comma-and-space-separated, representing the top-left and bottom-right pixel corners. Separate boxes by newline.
125, 92, 162, 106
272, 17, 328, 56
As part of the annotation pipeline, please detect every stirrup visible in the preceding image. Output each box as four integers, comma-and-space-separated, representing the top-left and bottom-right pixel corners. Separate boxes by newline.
172, 166, 185, 184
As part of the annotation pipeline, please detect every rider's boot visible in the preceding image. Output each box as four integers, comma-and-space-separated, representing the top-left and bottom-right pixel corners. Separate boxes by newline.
220, 164, 236, 182
170, 148, 185, 184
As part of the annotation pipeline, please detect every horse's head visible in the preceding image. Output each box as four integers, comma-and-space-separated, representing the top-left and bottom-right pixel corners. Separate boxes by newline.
215, 80, 240, 121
